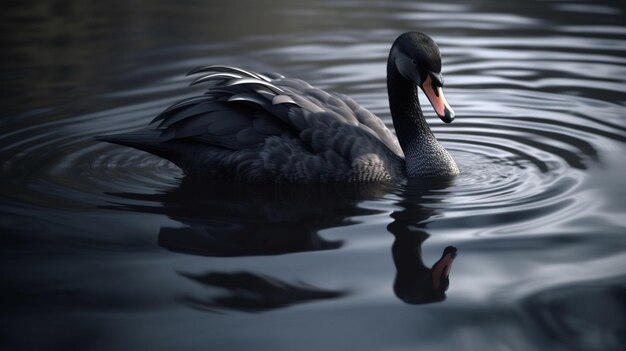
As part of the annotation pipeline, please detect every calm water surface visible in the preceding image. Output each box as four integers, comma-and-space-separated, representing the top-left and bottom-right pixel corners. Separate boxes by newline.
1, 0, 626, 350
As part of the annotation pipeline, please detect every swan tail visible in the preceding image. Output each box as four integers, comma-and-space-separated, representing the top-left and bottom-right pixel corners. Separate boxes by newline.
96, 131, 177, 161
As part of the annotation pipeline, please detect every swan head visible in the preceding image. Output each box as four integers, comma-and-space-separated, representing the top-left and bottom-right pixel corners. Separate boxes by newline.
392, 32, 455, 123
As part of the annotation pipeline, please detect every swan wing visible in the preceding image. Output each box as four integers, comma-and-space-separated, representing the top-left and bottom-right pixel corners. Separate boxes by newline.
153, 65, 403, 159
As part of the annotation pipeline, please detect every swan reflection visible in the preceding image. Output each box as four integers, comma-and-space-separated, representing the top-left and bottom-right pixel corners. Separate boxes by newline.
106, 179, 388, 256
387, 180, 458, 304
105, 179, 386, 311
105, 177, 457, 309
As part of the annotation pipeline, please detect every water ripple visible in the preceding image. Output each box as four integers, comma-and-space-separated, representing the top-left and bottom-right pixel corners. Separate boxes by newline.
1, 26, 624, 228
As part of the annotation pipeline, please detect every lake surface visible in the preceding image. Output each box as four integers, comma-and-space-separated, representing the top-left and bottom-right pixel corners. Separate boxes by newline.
1, 0, 626, 350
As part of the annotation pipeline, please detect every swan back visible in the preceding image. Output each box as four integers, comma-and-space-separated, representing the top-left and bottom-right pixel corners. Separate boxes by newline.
141, 65, 405, 182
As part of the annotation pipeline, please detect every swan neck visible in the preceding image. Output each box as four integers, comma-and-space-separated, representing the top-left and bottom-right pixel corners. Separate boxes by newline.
386, 55, 435, 154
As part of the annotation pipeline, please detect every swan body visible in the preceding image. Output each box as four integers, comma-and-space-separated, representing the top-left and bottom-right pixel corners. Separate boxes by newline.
98, 32, 458, 183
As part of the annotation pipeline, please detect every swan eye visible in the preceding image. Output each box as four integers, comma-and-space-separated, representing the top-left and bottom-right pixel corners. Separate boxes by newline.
411, 59, 418, 66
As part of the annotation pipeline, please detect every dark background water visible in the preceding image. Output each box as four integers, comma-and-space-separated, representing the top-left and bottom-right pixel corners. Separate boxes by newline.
1, 0, 626, 350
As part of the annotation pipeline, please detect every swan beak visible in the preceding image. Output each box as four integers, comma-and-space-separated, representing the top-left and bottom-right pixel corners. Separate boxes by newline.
420, 75, 455, 123
431, 246, 457, 291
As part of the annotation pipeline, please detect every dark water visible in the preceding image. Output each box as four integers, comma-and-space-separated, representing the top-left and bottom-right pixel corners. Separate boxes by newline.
2, 0, 626, 350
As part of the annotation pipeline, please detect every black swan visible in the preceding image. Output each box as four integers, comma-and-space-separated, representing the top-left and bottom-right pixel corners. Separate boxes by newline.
98, 32, 458, 182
